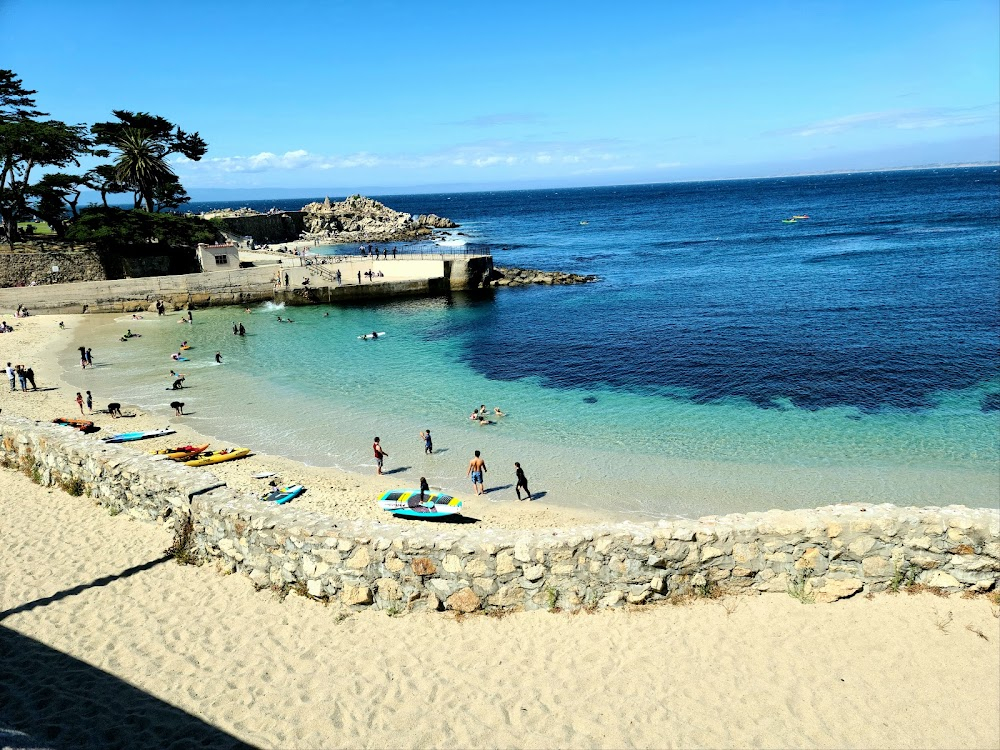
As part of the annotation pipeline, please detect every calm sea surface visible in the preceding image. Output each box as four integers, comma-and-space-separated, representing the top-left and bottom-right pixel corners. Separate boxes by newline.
69, 168, 1000, 519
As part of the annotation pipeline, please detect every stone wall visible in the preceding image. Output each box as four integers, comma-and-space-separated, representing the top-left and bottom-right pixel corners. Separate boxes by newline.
0, 248, 107, 286
2, 416, 996, 615
0, 245, 194, 288
214, 213, 306, 245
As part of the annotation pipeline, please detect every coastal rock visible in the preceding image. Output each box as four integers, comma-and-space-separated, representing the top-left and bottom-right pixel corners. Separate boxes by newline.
411, 557, 437, 576
491, 266, 598, 287
342, 585, 373, 606
298, 195, 458, 243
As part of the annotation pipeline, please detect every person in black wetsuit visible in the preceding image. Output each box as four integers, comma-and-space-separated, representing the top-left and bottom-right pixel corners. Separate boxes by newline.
514, 462, 532, 501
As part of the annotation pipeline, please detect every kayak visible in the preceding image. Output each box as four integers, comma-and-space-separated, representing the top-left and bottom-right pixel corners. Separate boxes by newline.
102, 428, 176, 443
358, 332, 386, 340
184, 447, 250, 467
53, 418, 95, 433
781, 219, 797, 224
180, 345, 192, 350
792, 215, 810, 219
261, 484, 305, 505
151, 443, 210, 460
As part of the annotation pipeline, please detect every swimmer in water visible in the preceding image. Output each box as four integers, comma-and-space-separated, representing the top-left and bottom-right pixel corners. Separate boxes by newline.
494, 406, 506, 417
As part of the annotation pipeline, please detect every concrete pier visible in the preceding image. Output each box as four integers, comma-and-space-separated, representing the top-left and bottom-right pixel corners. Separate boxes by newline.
0, 254, 493, 314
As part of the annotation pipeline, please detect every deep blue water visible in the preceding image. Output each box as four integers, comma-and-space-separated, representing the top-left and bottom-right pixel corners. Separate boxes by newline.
189, 168, 1000, 415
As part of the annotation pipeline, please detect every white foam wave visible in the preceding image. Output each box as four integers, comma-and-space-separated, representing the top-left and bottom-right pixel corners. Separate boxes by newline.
260, 301, 285, 311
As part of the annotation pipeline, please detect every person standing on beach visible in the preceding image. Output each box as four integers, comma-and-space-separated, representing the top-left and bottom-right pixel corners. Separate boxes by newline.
85, 390, 93, 413
16, 365, 26, 391
514, 462, 532, 501
373, 437, 388, 475
420, 429, 433, 454
75, 392, 84, 415
6, 362, 15, 392
25, 366, 36, 391
357, 270, 362, 284
467, 450, 487, 495
85, 348, 93, 367
78, 346, 87, 369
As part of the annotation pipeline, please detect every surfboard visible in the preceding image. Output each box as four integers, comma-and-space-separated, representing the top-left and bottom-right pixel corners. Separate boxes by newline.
358, 332, 387, 340
102, 428, 176, 443
261, 485, 305, 505
377, 489, 462, 519
172, 356, 189, 361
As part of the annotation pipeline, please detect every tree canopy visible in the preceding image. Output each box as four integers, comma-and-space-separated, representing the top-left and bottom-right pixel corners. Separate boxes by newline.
0, 70, 209, 252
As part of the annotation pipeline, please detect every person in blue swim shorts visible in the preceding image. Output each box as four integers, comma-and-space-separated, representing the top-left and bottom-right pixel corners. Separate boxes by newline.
467, 449, 487, 495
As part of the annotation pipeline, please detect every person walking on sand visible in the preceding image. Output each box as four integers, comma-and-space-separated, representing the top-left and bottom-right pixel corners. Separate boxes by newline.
420, 429, 433, 454
25, 366, 36, 391
467, 450, 487, 495
6, 362, 15, 392
85, 348, 93, 367
78, 346, 87, 369
75, 392, 84, 415
514, 462, 532, 501
373, 437, 388, 475
85, 390, 92, 413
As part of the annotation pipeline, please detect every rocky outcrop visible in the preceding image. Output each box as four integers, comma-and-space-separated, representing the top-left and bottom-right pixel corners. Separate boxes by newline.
492, 266, 598, 287
300, 195, 458, 243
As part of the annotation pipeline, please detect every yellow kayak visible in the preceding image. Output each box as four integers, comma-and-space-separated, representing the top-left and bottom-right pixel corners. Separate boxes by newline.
152, 443, 209, 460
184, 447, 250, 467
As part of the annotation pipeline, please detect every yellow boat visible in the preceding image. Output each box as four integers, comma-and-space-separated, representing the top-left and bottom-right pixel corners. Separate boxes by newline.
152, 443, 209, 460
184, 447, 250, 467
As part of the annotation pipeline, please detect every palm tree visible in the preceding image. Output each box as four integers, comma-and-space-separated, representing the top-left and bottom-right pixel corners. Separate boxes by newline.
112, 128, 175, 212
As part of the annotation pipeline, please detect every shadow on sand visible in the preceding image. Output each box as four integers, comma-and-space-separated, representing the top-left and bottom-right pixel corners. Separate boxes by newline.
0, 626, 257, 749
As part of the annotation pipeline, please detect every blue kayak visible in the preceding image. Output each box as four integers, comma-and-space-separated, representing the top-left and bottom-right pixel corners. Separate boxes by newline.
102, 428, 176, 443
261, 484, 305, 505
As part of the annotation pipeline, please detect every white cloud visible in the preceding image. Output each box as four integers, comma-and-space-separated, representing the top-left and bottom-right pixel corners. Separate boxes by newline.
777, 104, 999, 137
173, 138, 631, 178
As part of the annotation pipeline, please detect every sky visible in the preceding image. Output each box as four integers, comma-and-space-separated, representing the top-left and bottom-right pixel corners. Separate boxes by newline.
2, 0, 998, 196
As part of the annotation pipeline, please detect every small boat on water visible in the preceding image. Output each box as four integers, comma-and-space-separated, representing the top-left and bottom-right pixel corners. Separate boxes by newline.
792, 215, 810, 219
102, 428, 175, 443
184, 447, 250, 466
781, 219, 797, 224
580, 221, 589, 225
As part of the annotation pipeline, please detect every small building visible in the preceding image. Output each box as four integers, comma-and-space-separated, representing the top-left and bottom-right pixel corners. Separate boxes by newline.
196, 243, 240, 272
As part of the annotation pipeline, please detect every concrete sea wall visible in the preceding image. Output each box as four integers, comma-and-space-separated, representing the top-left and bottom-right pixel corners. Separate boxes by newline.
3, 417, 996, 613
0, 255, 494, 314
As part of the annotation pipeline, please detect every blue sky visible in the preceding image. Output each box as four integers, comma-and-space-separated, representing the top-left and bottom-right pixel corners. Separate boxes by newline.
3, 0, 998, 194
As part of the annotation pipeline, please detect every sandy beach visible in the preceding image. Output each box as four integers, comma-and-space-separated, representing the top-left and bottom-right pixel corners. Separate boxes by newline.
0, 464, 997, 749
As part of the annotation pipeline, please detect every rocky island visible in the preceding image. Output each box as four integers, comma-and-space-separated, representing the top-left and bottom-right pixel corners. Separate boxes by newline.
203, 195, 458, 246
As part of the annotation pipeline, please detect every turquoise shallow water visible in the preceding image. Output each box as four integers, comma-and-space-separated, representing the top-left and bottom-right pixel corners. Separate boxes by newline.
63, 170, 1000, 519
67, 296, 998, 519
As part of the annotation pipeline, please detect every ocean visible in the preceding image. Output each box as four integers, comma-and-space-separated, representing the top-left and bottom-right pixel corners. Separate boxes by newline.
68, 167, 1000, 519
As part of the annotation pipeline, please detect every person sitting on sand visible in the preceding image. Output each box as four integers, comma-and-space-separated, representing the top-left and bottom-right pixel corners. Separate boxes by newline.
171, 376, 185, 390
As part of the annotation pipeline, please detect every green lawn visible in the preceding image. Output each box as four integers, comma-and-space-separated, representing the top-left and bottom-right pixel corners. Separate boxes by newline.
17, 221, 56, 236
